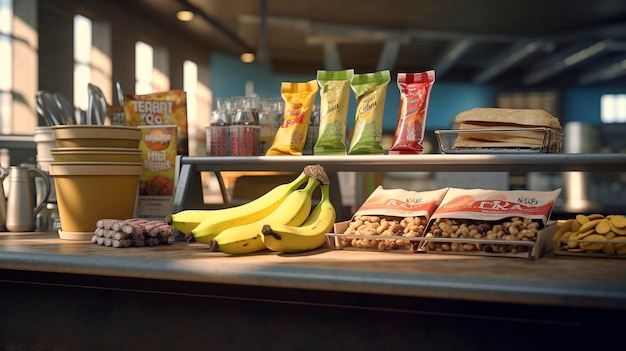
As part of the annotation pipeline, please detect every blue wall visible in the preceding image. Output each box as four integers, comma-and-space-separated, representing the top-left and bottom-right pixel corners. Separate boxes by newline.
211, 52, 625, 129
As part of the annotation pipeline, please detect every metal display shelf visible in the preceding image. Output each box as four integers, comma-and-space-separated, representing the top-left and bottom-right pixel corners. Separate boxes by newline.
172, 153, 626, 218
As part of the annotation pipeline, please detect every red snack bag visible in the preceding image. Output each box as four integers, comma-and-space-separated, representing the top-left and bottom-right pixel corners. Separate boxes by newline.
388, 71, 435, 155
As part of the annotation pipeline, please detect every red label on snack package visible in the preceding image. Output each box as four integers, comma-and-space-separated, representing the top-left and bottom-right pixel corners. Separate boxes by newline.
353, 186, 449, 219
432, 188, 561, 225
388, 71, 435, 155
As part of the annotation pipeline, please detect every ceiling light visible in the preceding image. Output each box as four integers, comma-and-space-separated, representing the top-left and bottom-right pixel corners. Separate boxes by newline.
240, 52, 255, 63
176, 10, 194, 22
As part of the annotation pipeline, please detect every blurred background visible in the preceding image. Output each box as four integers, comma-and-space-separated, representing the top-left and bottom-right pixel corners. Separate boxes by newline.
1, 0, 626, 215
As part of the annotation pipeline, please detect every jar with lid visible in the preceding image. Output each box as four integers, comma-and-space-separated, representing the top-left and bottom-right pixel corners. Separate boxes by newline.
206, 98, 231, 156
230, 96, 261, 156
259, 98, 282, 154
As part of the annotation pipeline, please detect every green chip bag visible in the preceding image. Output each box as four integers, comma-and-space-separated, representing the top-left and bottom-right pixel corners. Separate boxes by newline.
314, 69, 354, 155
347, 70, 391, 155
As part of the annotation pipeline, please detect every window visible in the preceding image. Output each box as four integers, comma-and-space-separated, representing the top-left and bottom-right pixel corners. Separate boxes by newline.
73, 14, 92, 112
600, 94, 626, 123
73, 14, 112, 115
0, 0, 13, 133
135, 41, 169, 94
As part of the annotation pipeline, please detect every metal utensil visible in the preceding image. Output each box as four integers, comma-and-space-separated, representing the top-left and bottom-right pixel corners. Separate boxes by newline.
41, 91, 65, 125
112, 81, 126, 125
115, 81, 124, 107
35, 91, 61, 126
87, 83, 107, 125
35, 91, 53, 126
54, 93, 76, 125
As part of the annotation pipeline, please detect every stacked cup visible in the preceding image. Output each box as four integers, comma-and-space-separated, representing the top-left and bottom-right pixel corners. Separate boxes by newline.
49, 125, 143, 240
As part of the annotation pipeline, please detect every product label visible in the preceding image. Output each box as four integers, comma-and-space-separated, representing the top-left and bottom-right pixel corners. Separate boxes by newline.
124, 90, 188, 155
353, 186, 450, 219
134, 125, 178, 221
431, 188, 562, 225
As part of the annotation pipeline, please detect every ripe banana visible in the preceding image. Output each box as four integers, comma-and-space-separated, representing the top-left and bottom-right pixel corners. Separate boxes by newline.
169, 210, 221, 234
181, 171, 309, 242
261, 183, 336, 253
209, 176, 320, 255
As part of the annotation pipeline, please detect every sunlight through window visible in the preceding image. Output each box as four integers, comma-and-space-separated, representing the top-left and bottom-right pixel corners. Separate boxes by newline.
73, 14, 92, 111
0, 0, 13, 132
601, 94, 626, 123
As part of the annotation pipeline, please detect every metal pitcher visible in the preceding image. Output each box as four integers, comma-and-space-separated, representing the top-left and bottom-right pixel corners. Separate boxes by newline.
0, 167, 8, 231
5, 165, 51, 232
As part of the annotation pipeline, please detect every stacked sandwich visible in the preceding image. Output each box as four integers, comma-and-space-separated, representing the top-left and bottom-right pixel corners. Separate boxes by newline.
452, 108, 562, 151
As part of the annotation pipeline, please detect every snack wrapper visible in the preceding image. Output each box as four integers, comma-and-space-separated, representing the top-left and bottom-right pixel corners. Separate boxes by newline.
353, 186, 450, 219
431, 187, 562, 226
124, 90, 188, 155
134, 125, 178, 221
266, 80, 318, 156
348, 70, 390, 155
389, 71, 435, 155
314, 69, 354, 155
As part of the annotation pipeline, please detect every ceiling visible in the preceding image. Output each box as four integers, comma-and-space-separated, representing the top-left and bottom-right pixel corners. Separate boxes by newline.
127, 0, 626, 89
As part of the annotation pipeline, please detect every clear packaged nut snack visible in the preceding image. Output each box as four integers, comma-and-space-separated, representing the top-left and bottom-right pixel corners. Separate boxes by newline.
327, 186, 449, 252
423, 187, 561, 258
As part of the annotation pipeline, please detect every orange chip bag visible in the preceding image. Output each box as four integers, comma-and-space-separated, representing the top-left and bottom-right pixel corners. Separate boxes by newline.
266, 80, 318, 156
124, 90, 188, 155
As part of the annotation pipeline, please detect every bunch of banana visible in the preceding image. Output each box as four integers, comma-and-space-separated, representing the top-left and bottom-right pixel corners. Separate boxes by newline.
261, 183, 335, 253
208, 175, 320, 255
169, 165, 319, 242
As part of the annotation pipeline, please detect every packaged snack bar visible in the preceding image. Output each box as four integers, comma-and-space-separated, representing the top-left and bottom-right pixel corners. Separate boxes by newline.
266, 80, 318, 156
314, 69, 354, 155
347, 70, 391, 155
134, 125, 178, 221
124, 90, 188, 155
389, 71, 435, 155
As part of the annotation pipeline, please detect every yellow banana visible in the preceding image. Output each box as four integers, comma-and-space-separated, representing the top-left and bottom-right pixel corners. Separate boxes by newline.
182, 171, 309, 243
261, 183, 335, 253
209, 177, 320, 255
169, 210, 221, 234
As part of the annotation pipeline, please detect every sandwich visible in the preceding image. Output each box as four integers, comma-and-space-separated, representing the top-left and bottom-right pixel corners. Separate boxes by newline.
451, 108, 562, 150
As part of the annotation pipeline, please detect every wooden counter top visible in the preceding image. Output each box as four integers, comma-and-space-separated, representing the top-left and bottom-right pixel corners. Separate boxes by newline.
1, 231, 626, 311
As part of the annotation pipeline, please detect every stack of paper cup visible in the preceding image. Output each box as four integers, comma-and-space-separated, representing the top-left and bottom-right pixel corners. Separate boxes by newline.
33, 126, 55, 172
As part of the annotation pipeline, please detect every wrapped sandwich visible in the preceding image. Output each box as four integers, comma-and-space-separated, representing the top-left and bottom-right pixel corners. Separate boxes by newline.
451, 108, 562, 151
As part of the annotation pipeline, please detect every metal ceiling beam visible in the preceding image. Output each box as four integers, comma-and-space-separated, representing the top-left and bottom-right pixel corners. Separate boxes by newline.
473, 39, 553, 84
256, 0, 270, 64
239, 15, 527, 45
376, 40, 401, 71
435, 39, 475, 77
523, 40, 626, 86
178, 0, 254, 53
323, 42, 342, 71
579, 54, 626, 85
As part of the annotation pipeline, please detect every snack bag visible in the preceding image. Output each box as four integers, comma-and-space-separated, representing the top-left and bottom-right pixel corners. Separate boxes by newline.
134, 125, 178, 221
338, 186, 449, 252
423, 188, 562, 256
389, 71, 435, 155
266, 80, 318, 156
124, 90, 188, 155
347, 70, 391, 155
314, 69, 354, 155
